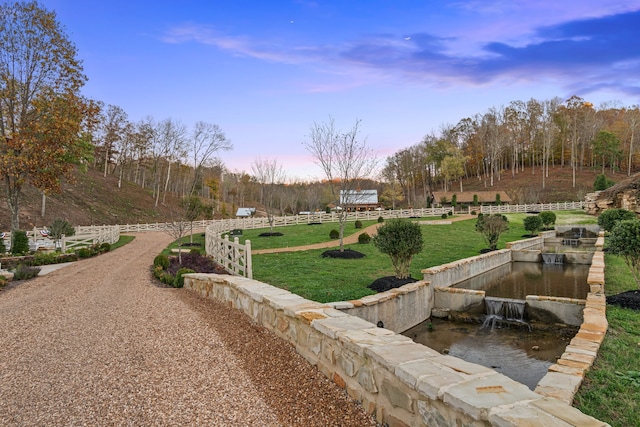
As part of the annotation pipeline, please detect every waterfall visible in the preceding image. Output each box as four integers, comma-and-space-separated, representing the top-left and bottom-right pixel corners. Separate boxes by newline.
482, 297, 529, 330
541, 253, 564, 264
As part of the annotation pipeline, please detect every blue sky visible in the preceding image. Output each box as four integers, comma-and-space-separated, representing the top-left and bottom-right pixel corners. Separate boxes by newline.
40, 0, 640, 180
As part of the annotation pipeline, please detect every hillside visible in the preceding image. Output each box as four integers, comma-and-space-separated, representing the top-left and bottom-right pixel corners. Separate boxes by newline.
0, 168, 186, 230
0, 165, 614, 230
459, 165, 602, 204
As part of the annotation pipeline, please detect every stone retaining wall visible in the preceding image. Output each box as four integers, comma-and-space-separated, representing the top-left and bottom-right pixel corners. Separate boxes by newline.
184, 273, 608, 426
421, 249, 512, 288
328, 281, 432, 333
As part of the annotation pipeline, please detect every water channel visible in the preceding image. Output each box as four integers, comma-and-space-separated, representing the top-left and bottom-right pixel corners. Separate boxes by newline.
403, 261, 589, 389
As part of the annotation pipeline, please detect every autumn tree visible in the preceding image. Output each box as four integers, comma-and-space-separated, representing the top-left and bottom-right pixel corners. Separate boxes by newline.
0, 1, 97, 230
304, 117, 377, 251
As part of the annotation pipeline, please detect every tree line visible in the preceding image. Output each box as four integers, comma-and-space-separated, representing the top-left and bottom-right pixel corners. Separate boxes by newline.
381, 97, 640, 208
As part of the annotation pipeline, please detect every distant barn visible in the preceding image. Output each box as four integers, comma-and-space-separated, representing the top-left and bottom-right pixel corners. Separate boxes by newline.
339, 189, 380, 211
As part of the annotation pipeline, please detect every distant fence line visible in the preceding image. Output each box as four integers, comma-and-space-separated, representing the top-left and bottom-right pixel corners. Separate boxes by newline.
474, 201, 584, 214
2, 202, 584, 277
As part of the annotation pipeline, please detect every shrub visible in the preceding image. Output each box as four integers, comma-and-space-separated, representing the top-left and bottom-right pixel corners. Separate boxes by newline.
76, 248, 93, 259
441, 213, 447, 219
451, 194, 457, 207
495, 193, 502, 205
598, 208, 636, 232
593, 174, 615, 191
539, 211, 557, 229
0, 275, 6, 289
608, 219, 640, 288
472, 194, 479, 206
372, 219, 424, 279
11, 230, 30, 255
13, 264, 41, 280
154, 254, 170, 269
523, 215, 543, 236
48, 219, 75, 240
358, 232, 371, 244
354, 220, 363, 229
476, 214, 509, 250
173, 267, 195, 288
377, 216, 384, 223
0, 237, 5, 254
471, 210, 477, 216
329, 229, 339, 239
99, 242, 111, 253
447, 211, 453, 216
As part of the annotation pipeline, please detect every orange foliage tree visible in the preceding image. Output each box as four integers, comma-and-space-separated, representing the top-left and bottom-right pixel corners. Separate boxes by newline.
0, 1, 98, 230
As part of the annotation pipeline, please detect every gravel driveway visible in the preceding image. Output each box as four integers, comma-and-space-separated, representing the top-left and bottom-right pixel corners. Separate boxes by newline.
0, 233, 377, 426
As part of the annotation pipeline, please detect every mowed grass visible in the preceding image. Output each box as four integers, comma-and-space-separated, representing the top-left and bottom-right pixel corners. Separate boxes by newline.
574, 254, 640, 427
252, 215, 531, 303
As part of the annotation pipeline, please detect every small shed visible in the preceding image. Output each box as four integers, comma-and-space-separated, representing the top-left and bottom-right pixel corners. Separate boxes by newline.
236, 207, 255, 218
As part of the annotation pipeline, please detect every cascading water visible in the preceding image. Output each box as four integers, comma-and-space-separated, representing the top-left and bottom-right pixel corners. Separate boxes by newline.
482, 297, 530, 330
541, 253, 564, 264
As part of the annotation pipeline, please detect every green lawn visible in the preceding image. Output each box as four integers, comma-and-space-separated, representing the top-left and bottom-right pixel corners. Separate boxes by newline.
573, 254, 640, 427
252, 215, 530, 303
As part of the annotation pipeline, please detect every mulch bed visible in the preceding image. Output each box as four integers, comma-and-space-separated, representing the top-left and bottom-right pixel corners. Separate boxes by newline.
259, 232, 283, 237
368, 276, 418, 293
320, 249, 365, 259
607, 290, 640, 311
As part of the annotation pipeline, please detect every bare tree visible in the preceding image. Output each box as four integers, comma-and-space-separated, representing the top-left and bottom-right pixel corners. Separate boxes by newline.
252, 157, 286, 232
190, 121, 232, 196
303, 117, 377, 251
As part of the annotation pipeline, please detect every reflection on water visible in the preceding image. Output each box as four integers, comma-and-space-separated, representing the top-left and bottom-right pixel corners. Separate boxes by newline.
403, 319, 575, 390
452, 262, 589, 300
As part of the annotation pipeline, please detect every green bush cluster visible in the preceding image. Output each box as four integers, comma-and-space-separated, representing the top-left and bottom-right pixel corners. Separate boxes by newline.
11, 230, 29, 255
174, 268, 195, 288
372, 219, 423, 279
441, 213, 447, 219
598, 208, 637, 232
354, 220, 363, 229
329, 229, 339, 239
377, 216, 384, 223
154, 254, 170, 269
358, 232, 371, 244
75, 243, 110, 259
13, 264, 41, 280
523, 215, 543, 235
593, 174, 615, 191
476, 213, 509, 250
539, 211, 557, 229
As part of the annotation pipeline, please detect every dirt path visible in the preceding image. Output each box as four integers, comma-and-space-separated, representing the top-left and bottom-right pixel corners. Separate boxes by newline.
254, 214, 476, 254
0, 233, 376, 426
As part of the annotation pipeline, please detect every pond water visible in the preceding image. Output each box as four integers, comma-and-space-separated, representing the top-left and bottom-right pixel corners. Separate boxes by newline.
452, 261, 590, 300
403, 319, 576, 390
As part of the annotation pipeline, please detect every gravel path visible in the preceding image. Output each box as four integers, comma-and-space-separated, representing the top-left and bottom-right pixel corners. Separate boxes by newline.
0, 233, 377, 426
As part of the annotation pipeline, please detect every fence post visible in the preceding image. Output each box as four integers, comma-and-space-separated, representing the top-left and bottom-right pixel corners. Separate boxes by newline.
245, 239, 252, 279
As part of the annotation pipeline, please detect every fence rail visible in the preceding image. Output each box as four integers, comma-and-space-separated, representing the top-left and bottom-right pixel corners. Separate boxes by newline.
475, 201, 584, 214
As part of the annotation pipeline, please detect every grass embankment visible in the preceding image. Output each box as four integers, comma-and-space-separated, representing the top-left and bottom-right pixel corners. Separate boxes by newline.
574, 254, 640, 427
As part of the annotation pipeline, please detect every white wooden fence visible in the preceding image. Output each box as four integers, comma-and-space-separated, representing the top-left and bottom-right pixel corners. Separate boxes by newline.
1, 202, 584, 277
474, 201, 585, 214
1, 225, 121, 254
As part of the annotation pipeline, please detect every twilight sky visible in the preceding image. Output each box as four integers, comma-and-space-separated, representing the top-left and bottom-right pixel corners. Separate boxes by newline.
40, 0, 640, 180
